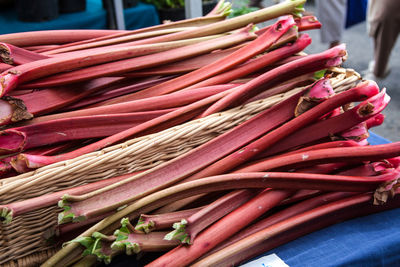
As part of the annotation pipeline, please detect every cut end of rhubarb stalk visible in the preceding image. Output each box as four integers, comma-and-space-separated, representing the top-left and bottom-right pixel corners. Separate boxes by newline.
374, 168, 400, 205
0, 72, 19, 97
135, 216, 155, 234
164, 219, 191, 244
112, 218, 141, 255
357, 88, 390, 117
0, 44, 12, 64
57, 197, 86, 224
64, 234, 113, 264
0, 96, 33, 126
0, 207, 13, 224
326, 43, 347, 67
10, 153, 51, 173
0, 129, 26, 154
295, 77, 333, 117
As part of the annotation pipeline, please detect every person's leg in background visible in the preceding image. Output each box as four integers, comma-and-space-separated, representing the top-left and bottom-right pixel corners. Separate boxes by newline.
315, 0, 347, 48
365, 0, 400, 80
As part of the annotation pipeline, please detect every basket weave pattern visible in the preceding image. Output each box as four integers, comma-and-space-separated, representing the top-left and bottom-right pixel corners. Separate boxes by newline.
0, 69, 360, 266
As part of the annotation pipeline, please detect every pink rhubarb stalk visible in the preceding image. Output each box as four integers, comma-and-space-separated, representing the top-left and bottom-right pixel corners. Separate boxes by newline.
118, 16, 296, 101
0, 77, 126, 125
0, 34, 228, 95
184, 33, 311, 91
0, 172, 137, 224
0, 29, 123, 47
205, 191, 356, 257
257, 88, 390, 157
0, 109, 173, 154
0, 42, 48, 65
187, 80, 379, 181
44, 169, 396, 267
56, 89, 308, 223
19, 29, 255, 90
164, 189, 256, 244
192, 193, 400, 266
135, 206, 205, 234
201, 44, 348, 116
28, 84, 238, 124
235, 142, 400, 173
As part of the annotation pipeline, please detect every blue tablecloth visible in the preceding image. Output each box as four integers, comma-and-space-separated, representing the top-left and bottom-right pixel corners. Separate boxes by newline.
0, 0, 159, 34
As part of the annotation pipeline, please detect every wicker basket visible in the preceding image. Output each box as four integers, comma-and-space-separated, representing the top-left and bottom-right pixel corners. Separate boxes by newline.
0, 69, 360, 267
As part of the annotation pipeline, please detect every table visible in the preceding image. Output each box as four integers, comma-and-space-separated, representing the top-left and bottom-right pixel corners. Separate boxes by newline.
0, 0, 159, 34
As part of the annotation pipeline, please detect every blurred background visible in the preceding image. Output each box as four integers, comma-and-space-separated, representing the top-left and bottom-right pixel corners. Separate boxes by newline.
0, 0, 399, 141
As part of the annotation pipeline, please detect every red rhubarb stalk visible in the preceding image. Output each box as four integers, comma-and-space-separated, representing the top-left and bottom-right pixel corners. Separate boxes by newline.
0, 29, 123, 46
54, 89, 307, 223
120, 16, 296, 100
192, 193, 400, 266
58, 76, 174, 111
235, 142, 400, 173
184, 33, 311, 91
43, 27, 199, 55
0, 109, 174, 154
28, 84, 238, 124
20, 30, 254, 89
187, 80, 379, 181
39, 5, 230, 53
201, 44, 348, 116
0, 42, 49, 65
112, 219, 180, 254
44, 170, 397, 267
205, 191, 356, 257
143, 189, 292, 267
0, 172, 138, 224
257, 88, 389, 157
135, 206, 205, 233
0, 34, 229, 95
164, 189, 256, 244
0, 77, 126, 125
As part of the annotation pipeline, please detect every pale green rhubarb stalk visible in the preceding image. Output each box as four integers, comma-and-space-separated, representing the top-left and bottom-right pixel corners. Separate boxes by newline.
0, 42, 48, 65
187, 80, 378, 182
0, 34, 229, 95
0, 109, 174, 155
39, 0, 231, 53
164, 189, 256, 244
42, 27, 200, 55
104, 0, 305, 48
19, 29, 254, 89
255, 88, 390, 158
135, 206, 205, 234
26, 84, 238, 124
43, 171, 399, 267
113, 16, 295, 101
0, 77, 127, 126
192, 192, 400, 266
198, 191, 357, 260
201, 44, 348, 117
0, 29, 123, 47
56, 88, 308, 223
0, 172, 136, 224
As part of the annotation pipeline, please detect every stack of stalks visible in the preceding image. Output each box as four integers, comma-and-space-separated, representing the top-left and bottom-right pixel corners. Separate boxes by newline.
0, 1, 398, 266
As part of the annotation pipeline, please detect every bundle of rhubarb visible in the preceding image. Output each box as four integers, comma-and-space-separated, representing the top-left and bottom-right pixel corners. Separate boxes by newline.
0, 0, 399, 266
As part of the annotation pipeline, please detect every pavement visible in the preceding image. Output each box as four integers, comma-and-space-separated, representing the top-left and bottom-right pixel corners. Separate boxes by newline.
232, 0, 400, 141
